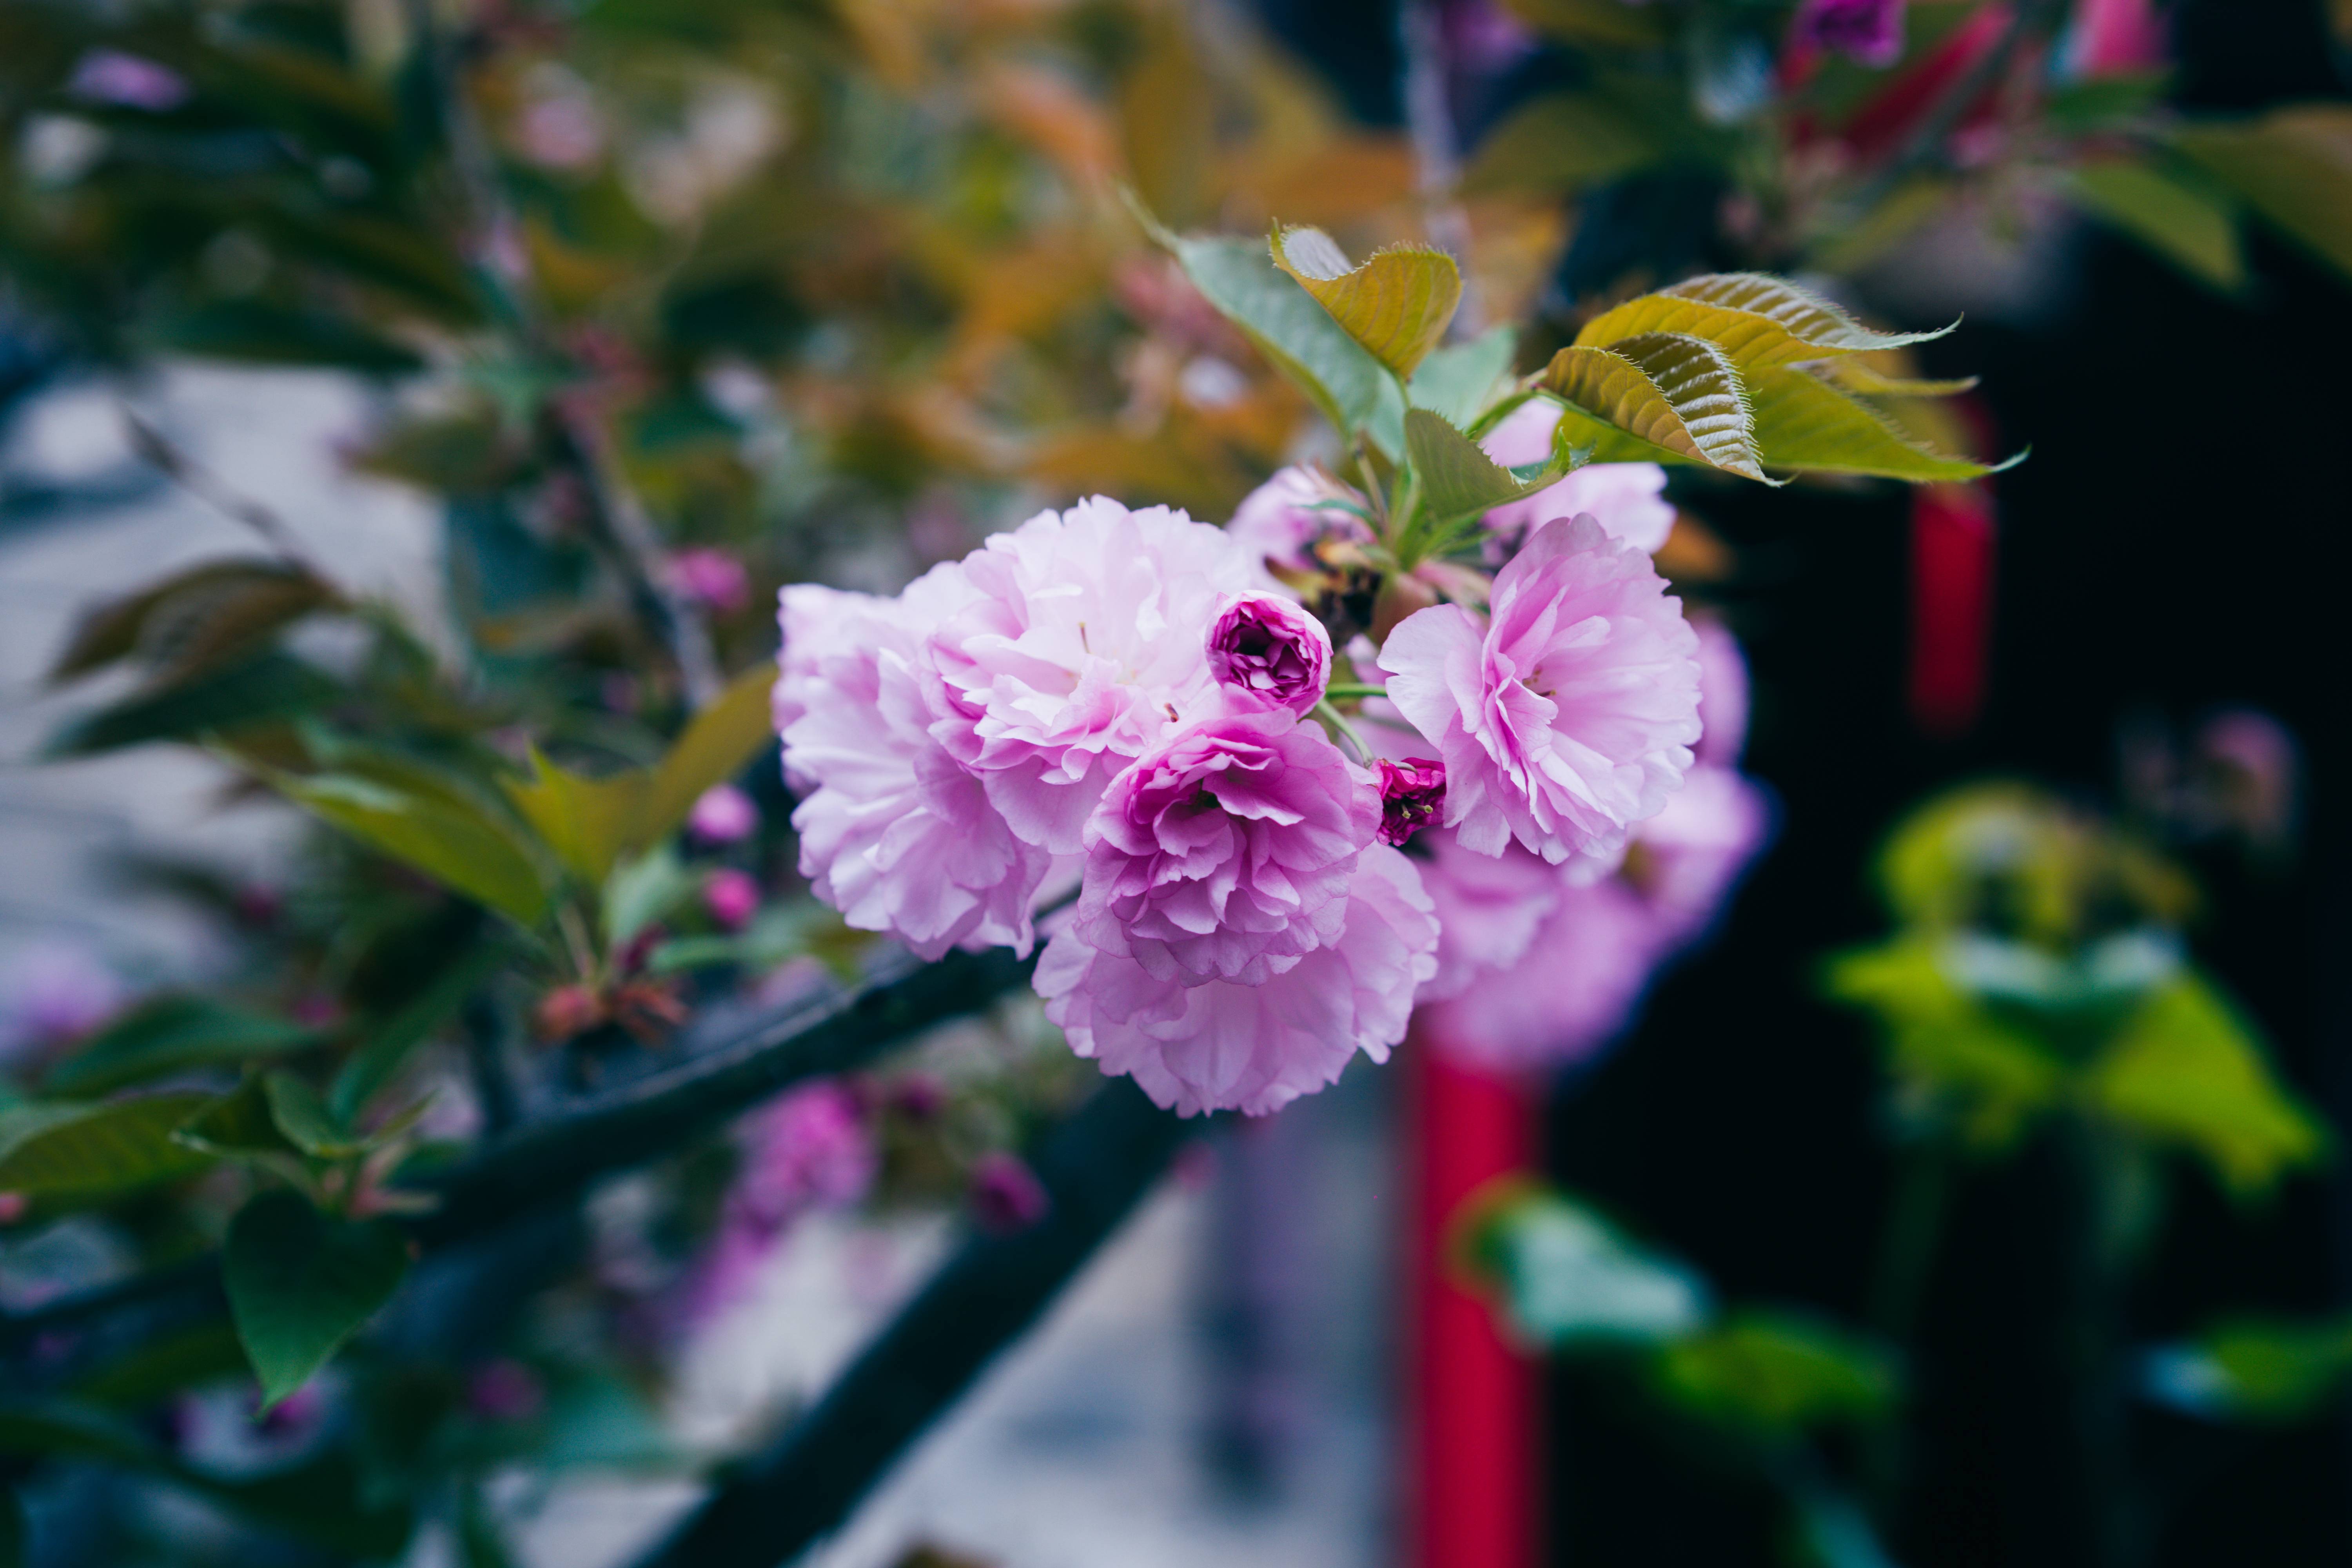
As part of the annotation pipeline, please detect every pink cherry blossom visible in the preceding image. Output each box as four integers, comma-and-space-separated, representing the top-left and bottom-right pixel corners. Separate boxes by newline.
1072, 710, 1379, 987
1409, 828, 1565, 1002
1377, 515, 1702, 875
777, 566, 1051, 959
1421, 875, 1661, 1070
703, 868, 761, 930
1225, 466, 1372, 573
1479, 401, 1676, 555
1039, 845, 1438, 1116
1627, 764, 1773, 946
668, 546, 752, 615
928, 497, 1274, 853
1207, 593, 1332, 715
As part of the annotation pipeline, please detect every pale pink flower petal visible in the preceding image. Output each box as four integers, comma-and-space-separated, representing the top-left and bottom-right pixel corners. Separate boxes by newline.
779, 567, 1050, 958
1692, 617, 1752, 769
1225, 466, 1372, 573
1630, 765, 1773, 945
1040, 845, 1438, 1116
1409, 828, 1564, 1002
1377, 515, 1701, 875
1480, 402, 1675, 555
930, 497, 1275, 854
1423, 876, 1660, 1071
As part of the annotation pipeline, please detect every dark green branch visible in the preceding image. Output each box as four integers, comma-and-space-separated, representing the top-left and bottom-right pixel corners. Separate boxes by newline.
632, 1078, 1195, 1568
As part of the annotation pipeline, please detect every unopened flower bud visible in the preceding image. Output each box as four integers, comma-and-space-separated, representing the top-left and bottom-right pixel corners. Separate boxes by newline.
969, 1151, 1049, 1232
1376, 758, 1447, 847
1206, 592, 1332, 715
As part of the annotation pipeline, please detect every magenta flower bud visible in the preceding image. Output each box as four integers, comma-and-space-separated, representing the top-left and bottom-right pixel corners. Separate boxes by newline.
703, 868, 761, 930
688, 783, 759, 843
1376, 759, 1447, 847
968, 1151, 1049, 1232
1206, 592, 1332, 715
667, 547, 751, 615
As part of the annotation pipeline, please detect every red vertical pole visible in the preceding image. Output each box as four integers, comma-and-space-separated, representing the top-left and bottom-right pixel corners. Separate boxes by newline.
1908, 479, 1998, 740
1405, 1029, 1541, 1568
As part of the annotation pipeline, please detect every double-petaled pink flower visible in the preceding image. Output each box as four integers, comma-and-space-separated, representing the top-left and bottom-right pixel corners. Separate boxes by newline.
1378, 515, 1702, 877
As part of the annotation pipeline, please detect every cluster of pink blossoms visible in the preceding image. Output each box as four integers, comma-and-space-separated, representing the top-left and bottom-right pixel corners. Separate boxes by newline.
775, 413, 1768, 1116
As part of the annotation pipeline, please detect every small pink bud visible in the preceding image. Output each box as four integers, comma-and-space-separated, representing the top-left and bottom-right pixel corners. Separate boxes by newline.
968, 1151, 1049, 1232
704, 868, 761, 930
0, 1192, 27, 1225
688, 783, 759, 843
1375, 758, 1446, 847
668, 548, 752, 615
1206, 592, 1332, 715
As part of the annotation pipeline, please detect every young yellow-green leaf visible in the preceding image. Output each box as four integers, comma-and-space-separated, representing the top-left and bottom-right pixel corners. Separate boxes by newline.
1540, 332, 1762, 479
1408, 325, 1519, 428
640, 662, 783, 845
1821, 359, 1980, 398
1270, 225, 1463, 379
1826, 937, 2065, 1148
270, 771, 553, 926
1577, 272, 1953, 370
1139, 216, 1399, 452
2067, 158, 2247, 293
504, 751, 651, 888
44, 995, 319, 1098
1649, 1311, 1898, 1436
0, 1094, 218, 1198
1748, 366, 2002, 481
2085, 974, 2326, 1196
1406, 408, 1572, 530
2173, 106, 2352, 284
224, 1190, 410, 1408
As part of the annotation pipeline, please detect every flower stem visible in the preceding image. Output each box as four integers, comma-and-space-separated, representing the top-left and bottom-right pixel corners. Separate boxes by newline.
1325, 683, 1389, 701
1312, 699, 1373, 766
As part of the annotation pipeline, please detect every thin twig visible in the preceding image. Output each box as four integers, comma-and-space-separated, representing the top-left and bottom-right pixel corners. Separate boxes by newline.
119, 409, 327, 575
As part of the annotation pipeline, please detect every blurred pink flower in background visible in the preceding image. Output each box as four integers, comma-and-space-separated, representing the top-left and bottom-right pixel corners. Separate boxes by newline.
969, 1151, 1050, 1231
67, 49, 191, 112
1479, 401, 1676, 555
1379, 515, 1702, 875
668, 547, 752, 615
688, 782, 760, 843
0, 939, 125, 1067
1423, 876, 1660, 1070
703, 868, 761, 930
2062, 0, 2167, 77
1791, 0, 1910, 67
686, 1082, 877, 1326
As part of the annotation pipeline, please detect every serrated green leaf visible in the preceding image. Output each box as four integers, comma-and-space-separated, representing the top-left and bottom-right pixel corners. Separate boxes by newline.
1821, 360, 1979, 397
1577, 272, 1953, 370
1143, 219, 1398, 452
2068, 158, 2247, 292
1540, 332, 1762, 479
2174, 106, 2352, 284
224, 1190, 410, 1407
639, 662, 781, 845
1463, 91, 1662, 194
1408, 325, 1518, 428
1270, 226, 1462, 378
504, 751, 651, 887
269, 770, 553, 926
1650, 1311, 1898, 1436
1406, 408, 1571, 532
50, 560, 339, 684
0, 1094, 217, 1197
43, 652, 342, 757
1827, 937, 2063, 1147
2086, 974, 2326, 1196
44, 996, 319, 1098
1748, 366, 2001, 481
